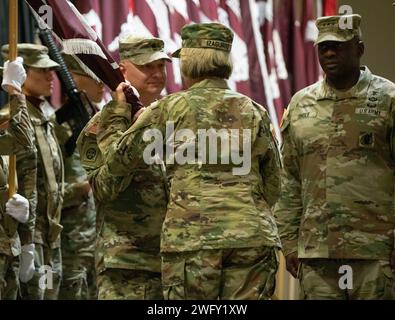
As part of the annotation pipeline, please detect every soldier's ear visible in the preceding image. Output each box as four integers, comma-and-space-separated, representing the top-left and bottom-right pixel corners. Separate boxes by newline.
357, 41, 365, 58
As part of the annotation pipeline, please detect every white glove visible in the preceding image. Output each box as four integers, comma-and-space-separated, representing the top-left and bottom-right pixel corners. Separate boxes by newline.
19, 244, 35, 283
2, 57, 27, 92
5, 193, 30, 223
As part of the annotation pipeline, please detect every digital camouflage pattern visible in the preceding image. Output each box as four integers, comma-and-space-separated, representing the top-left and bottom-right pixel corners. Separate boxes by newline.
0, 94, 35, 157
96, 269, 162, 300
2, 43, 59, 70
1, 97, 38, 248
299, 259, 395, 299
162, 246, 278, 300
0, 255, 19, 300
62, 54, 89, 77
0, 94, 35, 256
21, 244, 62, 300
0, 157, 20, 258
24, 99, 63, 249
274, 67, 395, 260
102, 78, 282, 253
59, 152, 96, 300
19, 98, 63, 300
315, 14, 362, 45
119, 36, 171, 65
53, 119, 97, 300
77, 105, 167, 293
0, 94, 35, 300
172, 22, 233, 57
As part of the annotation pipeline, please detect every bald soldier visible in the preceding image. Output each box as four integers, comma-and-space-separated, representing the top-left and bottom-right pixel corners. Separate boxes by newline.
98, 23, 281, 300
77, 35, 171, 299
2, 44, 64, 300
0, 60, 35, 299
274, 14, 395, 299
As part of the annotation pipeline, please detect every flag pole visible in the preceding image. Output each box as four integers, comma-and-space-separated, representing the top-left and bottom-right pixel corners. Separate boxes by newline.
8, 0, 18, 198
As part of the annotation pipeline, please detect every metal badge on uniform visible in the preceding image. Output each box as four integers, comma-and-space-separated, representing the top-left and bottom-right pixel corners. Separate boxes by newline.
355, 108, 386, 117
365, 93, 379, 108
85, 147, 98, 161
359, 132, 374, 148
298, 106, 317, 120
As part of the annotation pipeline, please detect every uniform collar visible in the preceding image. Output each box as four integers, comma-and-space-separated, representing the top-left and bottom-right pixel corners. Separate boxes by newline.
25, 97, 49, 123
316, 66, 372, 100
26, 95, 45, 109
188, 77, 229, 90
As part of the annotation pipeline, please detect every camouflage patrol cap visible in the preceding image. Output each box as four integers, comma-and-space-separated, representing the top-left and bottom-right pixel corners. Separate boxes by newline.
172, 22, 233, 58
315, 14, 362, 45
1, 43, 59, 69
119, 36, 171, 65
62, 53, 90, 77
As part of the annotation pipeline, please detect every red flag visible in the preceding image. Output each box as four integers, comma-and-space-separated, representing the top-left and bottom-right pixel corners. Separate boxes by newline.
276, 0, 293, 72
324, 0, 338, 16
240, 0, 281, 141
273, 0, 292, 109
133, 0, 159, 37
199, 0, 219, 21
73, 0, 129, 62
291, 0, 308, 93
218, 0, 251, 97
165, 0, 191, 92
73, 0, 102, 40
129, 0, 135, 13
186, 0, 201, 22
302, 0, 321, 86
258, 0, 287, 121
26, 0, 124, 90
133, 1, 179, 94
166, 0, 190, 36
240, 0, 267, 107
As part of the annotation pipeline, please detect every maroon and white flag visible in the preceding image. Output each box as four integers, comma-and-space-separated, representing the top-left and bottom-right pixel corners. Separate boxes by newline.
26, 0, 124, 90
29, 0, 328, 130
302, 0, 321, 85
258, 0, 288, 123
218, 0, 251, 97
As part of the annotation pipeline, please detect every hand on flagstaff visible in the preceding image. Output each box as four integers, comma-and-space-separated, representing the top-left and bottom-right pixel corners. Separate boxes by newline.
5, 193, 30, 223
2, 57, 27, 93
112, 82, 140, 103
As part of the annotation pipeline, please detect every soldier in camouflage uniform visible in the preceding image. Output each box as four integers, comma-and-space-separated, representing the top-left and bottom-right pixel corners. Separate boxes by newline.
274, 14, 395, 299
56, 54, 100, 300
0, 61, 35, 299
77, 36, 171, 300
2, 44, 64, 300
99, 23, 281, 300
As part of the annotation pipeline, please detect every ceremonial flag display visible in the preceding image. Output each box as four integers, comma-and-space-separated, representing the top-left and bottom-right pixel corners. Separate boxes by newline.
67, 0, 337, 137
26, 0, 125, 91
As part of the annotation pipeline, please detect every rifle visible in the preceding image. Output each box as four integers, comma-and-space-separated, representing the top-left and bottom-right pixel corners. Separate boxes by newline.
26, 0, 143, 122
38, 27, 142, 143
33, 18, 97, 157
